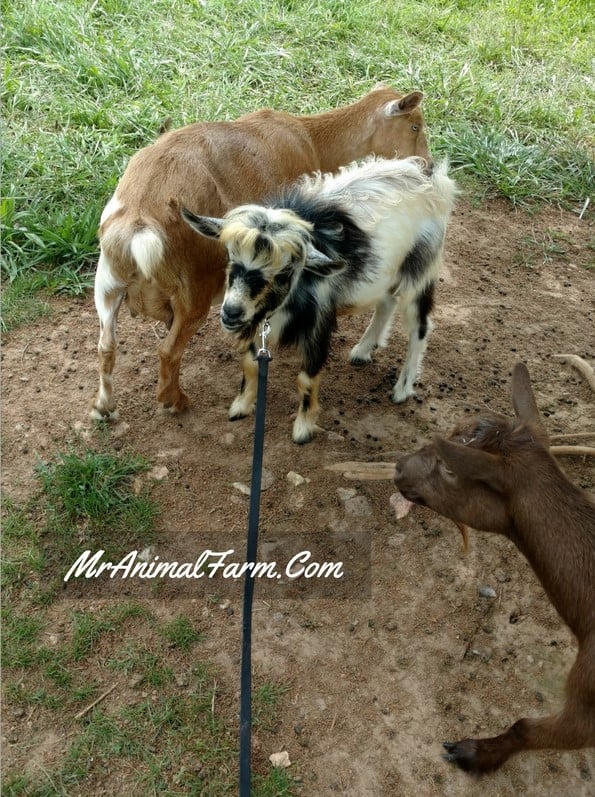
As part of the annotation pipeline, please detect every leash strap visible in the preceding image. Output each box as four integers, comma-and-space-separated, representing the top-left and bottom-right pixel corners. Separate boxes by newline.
239, 323, 272, 796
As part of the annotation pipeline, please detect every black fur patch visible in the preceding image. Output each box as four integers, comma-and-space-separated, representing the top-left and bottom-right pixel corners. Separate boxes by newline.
228, 262, 267, 299
416, 282, 435, 339
402, 237, 436, 283
272, 188, 374, 279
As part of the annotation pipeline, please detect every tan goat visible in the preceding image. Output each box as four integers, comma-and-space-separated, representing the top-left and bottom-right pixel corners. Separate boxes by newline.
393, 362, 595, 774
92, 85, 431, 420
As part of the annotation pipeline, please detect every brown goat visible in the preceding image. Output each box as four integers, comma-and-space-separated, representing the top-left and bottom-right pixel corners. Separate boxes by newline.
92, 85, 431, 420
394, 362, 595, 774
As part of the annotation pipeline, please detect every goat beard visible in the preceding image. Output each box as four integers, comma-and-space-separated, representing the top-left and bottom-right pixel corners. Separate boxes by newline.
223, 323, 259, 351
390, 492, 469, 552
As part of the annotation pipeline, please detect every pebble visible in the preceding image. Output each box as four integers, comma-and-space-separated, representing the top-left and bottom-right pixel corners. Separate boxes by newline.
494, 568, 510, 583
387, 534, 406, 547
232, 470, 274, 495
468, 646, 492, 662
138, 546, 156, 562
286, 470, 309, 487
478, 585, 497, 598
148, 465, 169, 481
337, 487, 356, 503
344, 495, 371, 517
260, 467, 275, 491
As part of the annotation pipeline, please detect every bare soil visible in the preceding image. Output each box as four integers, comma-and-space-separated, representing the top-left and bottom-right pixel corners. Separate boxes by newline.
2, 198, 595, 796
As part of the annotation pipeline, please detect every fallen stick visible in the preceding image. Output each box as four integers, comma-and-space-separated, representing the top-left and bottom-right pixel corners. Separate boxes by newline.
550, 445, 595, 457
550, 432, 595, 442
555, 354, 595, 392
74, 683, 117, 721
325, 461, 395, 480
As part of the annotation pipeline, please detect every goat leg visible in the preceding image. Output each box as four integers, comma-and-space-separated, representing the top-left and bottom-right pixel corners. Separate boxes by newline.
444, 640, 595, 774
229, 344, 258, 419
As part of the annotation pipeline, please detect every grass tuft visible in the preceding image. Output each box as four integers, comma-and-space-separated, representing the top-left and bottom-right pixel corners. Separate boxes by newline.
2, 0, 593, 318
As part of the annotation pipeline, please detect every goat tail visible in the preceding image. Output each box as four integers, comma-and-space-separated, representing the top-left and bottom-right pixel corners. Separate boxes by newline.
430, 159, 458, 212
129, 227, 165, 280
100, 213, 166, 281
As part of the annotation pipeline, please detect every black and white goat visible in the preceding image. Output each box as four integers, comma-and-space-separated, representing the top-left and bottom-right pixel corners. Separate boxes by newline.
182, 157, 456, 443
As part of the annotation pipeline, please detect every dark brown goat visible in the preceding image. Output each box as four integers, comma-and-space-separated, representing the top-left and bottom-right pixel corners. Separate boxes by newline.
394, 362, 595, 774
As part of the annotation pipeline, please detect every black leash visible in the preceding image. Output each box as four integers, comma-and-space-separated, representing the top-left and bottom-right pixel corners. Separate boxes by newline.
239, 321, 272, 797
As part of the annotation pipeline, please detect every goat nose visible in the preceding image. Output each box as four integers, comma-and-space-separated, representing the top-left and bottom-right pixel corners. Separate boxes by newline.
221, 304, 243, 327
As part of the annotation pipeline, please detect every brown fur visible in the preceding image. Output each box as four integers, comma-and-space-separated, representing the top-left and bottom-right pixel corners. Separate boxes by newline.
394, 362, 595, 774
92, 86, 431, 418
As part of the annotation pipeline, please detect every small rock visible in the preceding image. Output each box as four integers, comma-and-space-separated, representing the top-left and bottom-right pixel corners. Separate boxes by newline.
269, 750, 291, 768
7, 730, 19, 744
494, 568, 510, 583
111, 421, 130, 440
286, 470, 309, 487
11, 707, 25, 719
138, 546, 156, 563
233, 482, 251, 496
344, 495, 371, 517
175, 673, 190, 688
221, 432, 236, 447
478, 585, 497, 598
148, 465, 169, 481
260, 467, 275, 491
468, 646, 492, 663
384, 620, 399, 632
388, 533, 406, 547
390, 492, 413, 520
337, 487, 357, 503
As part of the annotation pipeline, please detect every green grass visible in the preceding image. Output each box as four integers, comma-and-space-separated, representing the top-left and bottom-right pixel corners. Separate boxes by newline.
2, 455, 295, 795
35, 446, 157, 572
2, 0, 593, 319
159, 615, 205, 650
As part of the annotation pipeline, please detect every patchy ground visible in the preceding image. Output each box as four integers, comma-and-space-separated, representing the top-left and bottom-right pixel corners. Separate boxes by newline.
2, 197, 595, 796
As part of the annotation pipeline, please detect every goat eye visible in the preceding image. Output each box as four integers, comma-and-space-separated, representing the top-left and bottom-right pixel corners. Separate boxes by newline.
411, 124, 420, 132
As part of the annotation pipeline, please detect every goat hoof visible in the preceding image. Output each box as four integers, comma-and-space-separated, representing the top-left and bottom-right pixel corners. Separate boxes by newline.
90, 405, 119, 422
441, 740, 481, 773
293, 433, 313, 445
391, 390, 415, 405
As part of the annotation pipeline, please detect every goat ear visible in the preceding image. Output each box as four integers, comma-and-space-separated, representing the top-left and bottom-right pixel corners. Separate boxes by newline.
435, 437, 506, 494
181, 207, 224, 239
511, 362, 549, 442
304, 245, 345, 277
384, 91, 424, 117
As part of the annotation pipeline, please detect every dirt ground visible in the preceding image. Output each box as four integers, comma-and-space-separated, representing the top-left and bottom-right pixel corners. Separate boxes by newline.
2, 197, 594, 796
